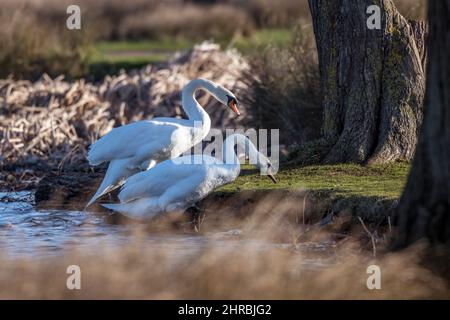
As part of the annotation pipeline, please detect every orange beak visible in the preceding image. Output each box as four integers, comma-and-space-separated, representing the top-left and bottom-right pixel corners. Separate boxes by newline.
267, 173, 277, 183
228, 100, 240, 116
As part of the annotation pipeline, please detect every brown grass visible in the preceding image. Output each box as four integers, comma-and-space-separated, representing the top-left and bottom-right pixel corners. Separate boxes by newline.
242, 24, 322, 145
244, 0, 311, 28
119, 4, 254, 41
0, 1, 93, 80
2, 0, 426, 43
0, 0, 306, 44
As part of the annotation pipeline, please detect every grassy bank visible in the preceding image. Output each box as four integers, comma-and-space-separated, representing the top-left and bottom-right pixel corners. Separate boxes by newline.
220, 162, 409, 199
33, 162, 410, 227
207, 162, 410, 226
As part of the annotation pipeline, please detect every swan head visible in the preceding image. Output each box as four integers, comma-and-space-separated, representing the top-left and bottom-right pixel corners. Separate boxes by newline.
216, 85, 240, 116
256, 155, 277, 184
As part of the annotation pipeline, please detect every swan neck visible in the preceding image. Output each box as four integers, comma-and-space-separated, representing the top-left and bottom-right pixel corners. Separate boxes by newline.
223, 134, 259, 167
182, 79, 220, 123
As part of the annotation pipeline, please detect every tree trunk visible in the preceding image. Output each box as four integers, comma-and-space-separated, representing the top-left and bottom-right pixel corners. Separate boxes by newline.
394, 1, 450, 247
308, 0, 426, 163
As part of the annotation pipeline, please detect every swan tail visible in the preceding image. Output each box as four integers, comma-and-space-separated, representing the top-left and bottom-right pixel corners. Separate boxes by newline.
87, 142, 107, 166
100, 202, 142, 219
85, 184, 119, 209
101, 202, 124, 212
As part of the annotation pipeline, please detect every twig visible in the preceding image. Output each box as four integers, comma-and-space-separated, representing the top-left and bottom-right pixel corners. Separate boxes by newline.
302, 193, 307, 225
358, 216, 377, 257
387, 216, 392, 234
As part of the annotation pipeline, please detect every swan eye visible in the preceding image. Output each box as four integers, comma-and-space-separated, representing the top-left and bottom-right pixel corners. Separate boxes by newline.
226, 95, 240, 115
226, 95, 237, 106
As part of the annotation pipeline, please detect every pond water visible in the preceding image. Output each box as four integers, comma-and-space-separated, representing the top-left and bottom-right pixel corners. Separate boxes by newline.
0, 192, 336, 268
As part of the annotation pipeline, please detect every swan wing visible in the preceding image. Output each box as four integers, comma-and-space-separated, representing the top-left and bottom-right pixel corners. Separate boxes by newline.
102, 171, 206, 219
87, 119, 192, 166
118, 155, 216, 203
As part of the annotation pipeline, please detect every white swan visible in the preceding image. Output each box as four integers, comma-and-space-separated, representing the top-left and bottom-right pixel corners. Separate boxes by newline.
101, 134, 277, 220
85, 78, 240, 208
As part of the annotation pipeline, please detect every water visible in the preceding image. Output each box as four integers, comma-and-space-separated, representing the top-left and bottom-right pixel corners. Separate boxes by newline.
0, 192, 336, 267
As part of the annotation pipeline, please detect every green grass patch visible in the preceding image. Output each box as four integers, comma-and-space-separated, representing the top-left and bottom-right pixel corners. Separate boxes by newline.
94, 29, 293, 55
86, 28, 294, 79
219, 162, 410, 199
90, 53, 168, 64
88, 38, 196, 80
232, 28, 293, 53
95, 38, 194, 53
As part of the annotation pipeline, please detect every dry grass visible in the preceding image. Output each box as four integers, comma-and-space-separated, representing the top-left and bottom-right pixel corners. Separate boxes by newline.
0, 0, 306, 43
2, 0, 425, 44
0, 1, 92, 80
119, 4, 254, 41
242, 24, 322, 145
0, 186, 446, 300
243, 0, 311, 28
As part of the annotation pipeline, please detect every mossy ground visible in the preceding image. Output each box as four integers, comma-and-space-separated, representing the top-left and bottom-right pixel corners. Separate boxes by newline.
218, 162, 410, 200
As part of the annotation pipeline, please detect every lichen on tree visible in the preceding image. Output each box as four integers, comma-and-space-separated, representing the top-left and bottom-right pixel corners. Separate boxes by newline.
308, 0, 427, 164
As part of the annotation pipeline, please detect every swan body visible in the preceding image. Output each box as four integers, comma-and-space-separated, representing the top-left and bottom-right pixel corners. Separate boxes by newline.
86, 79, 239, 208
101, 134, 277, 220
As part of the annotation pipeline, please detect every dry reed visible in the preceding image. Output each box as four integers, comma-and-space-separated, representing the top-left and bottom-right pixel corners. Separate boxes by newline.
241, 24, 322, 145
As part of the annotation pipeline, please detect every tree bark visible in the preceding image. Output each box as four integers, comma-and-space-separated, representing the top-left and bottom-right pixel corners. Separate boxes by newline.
394, 1, 450, 247
308, 0, 426, 163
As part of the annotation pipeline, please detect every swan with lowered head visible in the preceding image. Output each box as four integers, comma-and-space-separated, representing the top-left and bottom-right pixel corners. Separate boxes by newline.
101, 134, 277, 220
85, 78, 240, 208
